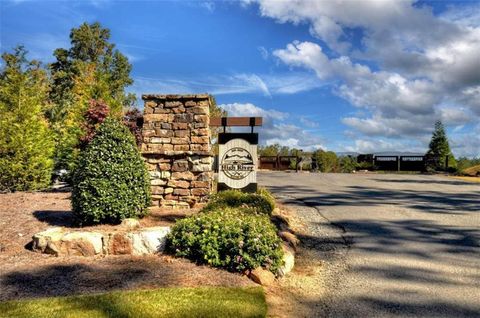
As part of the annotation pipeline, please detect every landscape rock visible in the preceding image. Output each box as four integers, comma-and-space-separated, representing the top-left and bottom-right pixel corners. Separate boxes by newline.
31, 225, 172, 257
277, 244, 295, 277
249, 268, 275, 286
106, 232, 133, 255
32, 227, 65, 255
60, 232, 103, 256
131, 226, 171, 255
121, 218, 140, 230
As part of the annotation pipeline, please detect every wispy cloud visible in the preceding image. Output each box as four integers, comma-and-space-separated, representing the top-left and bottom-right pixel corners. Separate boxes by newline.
258, 46, 269, 60
200, 1, 215, 13
129, 72, 323, 98
2, 32, 69, 62
299, 116, 319, 128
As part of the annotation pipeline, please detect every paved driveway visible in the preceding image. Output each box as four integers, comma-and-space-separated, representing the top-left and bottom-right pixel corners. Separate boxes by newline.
259, 172, 480, 317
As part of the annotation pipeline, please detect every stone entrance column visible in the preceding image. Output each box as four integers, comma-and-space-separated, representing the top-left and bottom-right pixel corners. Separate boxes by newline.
141, 94, 213, 208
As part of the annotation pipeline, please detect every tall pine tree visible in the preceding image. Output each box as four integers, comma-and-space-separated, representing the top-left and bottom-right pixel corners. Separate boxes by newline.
0, 47, 55, 191
426, 120, 456, 170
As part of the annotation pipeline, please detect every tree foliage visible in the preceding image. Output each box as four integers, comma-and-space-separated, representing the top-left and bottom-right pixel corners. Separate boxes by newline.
0, 47, 54, 191
49, 22, 135, 174
79, 99, 110, 149
426, 120, 456, 170
339, 156, 357, 173
209, 95, 227, 155
72, 118, 151, 224
456, 157, 480, 173
313, 149, 339, 172
258, 144, 294, 157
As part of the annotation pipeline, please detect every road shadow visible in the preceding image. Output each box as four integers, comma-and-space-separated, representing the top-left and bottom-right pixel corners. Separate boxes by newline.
303, 296, 480, 318
261, 175, 480, 317
267, 183, 480, 214
372, 178, 475, 186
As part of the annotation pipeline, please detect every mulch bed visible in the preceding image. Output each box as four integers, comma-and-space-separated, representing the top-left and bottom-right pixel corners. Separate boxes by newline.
0, 191, 254, 301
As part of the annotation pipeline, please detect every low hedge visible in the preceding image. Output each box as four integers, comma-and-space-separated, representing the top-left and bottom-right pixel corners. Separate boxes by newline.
166, 208, 283, 273
203, 189, 275, 216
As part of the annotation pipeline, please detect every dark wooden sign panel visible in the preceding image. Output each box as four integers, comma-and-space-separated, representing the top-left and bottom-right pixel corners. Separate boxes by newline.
210, 117, 263, 127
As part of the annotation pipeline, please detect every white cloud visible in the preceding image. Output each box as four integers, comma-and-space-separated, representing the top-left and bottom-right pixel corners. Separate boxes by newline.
220, 102, 287, 122
299, 116, 319, 128
219, 102, 325, 150
343, 138, 426, 155
246, 0, 480, 156
437, 106, 473, 126
450, 124, 480, 158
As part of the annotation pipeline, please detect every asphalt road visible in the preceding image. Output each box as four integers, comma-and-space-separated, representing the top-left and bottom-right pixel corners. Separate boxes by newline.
258, 172, 480, 317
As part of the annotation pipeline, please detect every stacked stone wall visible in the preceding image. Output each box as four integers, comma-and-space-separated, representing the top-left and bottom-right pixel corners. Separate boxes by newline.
141, 94, 212, 208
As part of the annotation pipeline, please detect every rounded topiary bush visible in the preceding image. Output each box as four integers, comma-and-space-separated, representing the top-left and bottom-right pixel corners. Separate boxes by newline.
72, 117, 151, 224
166, 208, 284, 273
203, 189, 275, 216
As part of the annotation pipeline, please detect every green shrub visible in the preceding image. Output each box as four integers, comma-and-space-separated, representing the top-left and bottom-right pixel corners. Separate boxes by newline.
71, 117, 151, 224
203, 189, 275, 216
339, 156, 357, 173
167, 208, 283, 273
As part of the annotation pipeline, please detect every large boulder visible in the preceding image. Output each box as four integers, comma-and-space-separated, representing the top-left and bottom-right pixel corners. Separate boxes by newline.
31, 226, 171, 257
105, 232, 133, 255
131, 226, 171, 255
32, 228, 103, 256
32, 227, 65, 255
60, 232, 103, 256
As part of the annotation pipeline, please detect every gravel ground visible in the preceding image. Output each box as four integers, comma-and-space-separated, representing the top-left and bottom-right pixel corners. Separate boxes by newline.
259, 172, 480, 318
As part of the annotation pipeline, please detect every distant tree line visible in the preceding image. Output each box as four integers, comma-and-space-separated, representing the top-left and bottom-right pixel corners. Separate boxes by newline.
258, 145, 356, 173
259, 121, 477, 174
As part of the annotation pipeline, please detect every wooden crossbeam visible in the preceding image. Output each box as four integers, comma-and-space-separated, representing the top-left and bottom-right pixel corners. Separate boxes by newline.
210, 117, 263, 127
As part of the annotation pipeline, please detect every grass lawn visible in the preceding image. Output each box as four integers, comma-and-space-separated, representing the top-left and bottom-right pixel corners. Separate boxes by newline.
0, 287, 266, 318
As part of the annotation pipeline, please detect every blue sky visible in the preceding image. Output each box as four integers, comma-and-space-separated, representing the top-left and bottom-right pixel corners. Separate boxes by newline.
1, 0, 479, 157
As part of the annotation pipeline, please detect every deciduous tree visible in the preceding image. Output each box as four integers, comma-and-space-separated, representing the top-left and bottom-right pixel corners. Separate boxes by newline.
313, 149, 339, 173
49, 22, 135, 175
